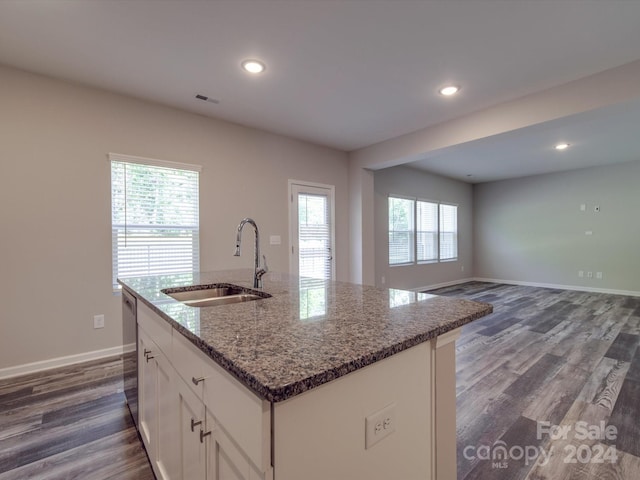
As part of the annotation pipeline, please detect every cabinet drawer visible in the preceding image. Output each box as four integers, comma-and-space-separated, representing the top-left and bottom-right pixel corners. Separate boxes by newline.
202, 355, 270, 472
138, 303, 172, 356
172, 330, 205, 398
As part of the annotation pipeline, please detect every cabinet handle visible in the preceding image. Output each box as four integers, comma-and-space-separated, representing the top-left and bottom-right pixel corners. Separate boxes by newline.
143, 349, 152, 356
192, 376, 205, 386
190, 418, 202, 432
146, 355, 155, 363
200, 429, 212, 443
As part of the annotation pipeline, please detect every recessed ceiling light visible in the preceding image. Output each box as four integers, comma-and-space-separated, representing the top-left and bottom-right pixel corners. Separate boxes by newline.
555, 143, 570, 150
241, 59, 266, 74
439, 85, 460, 96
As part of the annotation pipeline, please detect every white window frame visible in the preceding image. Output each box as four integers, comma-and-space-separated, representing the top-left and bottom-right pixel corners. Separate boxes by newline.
110, 153, 202, 292
388, 195, 458, 266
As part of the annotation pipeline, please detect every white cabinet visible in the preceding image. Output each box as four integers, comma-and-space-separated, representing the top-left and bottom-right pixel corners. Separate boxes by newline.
176, 375, 207, 480
138, 329, 156, 449
137, 302, 271, 480
205, 410, 264, 480
173, 331, 270, 479
135, 299, 459, 480
138, 325, 178, 480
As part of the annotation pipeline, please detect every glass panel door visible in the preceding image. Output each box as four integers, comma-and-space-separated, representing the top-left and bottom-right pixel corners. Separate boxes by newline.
290, 182, 335, 280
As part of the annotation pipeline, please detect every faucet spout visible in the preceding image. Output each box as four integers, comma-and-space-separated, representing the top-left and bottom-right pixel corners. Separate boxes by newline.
234, 218, 268, 288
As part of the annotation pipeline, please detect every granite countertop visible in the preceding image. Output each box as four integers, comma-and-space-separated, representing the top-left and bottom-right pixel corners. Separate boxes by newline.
119, 269, 492, 403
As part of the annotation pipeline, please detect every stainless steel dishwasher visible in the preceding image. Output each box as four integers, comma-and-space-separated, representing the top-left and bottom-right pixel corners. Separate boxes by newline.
122, 288, 138, 428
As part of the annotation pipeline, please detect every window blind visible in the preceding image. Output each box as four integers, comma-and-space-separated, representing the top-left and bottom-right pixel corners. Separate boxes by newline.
388, 196, 458, 266
417, 200, 438, 262
111, 158, 200, 290
439, 203, 458, 260
388, 197, 415, 265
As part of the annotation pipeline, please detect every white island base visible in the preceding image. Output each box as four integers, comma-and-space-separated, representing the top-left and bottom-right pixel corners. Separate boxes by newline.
273, 328, 459, 480
136, 301, 460, 480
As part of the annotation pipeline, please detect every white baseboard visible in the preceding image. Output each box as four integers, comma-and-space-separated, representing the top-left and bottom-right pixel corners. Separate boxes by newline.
411, 276, 640, 297
411, 277, 476, 293
472, 277, 640, 297
0, 343, 136, 380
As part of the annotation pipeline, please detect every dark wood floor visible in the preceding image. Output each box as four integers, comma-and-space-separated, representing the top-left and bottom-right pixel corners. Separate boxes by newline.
0, 356, 154, 480
2, 282, 639, 479
429, 282, 640, 480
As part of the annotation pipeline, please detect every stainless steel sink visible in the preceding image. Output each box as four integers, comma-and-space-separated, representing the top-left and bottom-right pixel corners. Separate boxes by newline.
161, 284, 271, 307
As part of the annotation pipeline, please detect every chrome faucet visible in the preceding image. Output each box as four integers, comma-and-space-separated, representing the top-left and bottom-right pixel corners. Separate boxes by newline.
234, 218, 268, 288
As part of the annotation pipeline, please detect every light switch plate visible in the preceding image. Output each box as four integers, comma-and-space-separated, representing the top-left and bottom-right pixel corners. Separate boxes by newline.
269, 235, 281, 245
93, 314, 105, 329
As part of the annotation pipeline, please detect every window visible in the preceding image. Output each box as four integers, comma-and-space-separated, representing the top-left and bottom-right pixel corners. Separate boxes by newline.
388, 197, 415, 265
439, 203, 458, 260
110, 153, 200, 291
417, 201, 438, 262
388, 196, 458, 265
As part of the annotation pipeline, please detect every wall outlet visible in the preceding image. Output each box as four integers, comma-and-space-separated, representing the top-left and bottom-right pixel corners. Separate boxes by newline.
596, 272, 603, 280
461, 265, 465, 272
585, 230, 593, 236
578, 270, 584, 278
587, 272, 593, 279
381, 275, 386, 285
580, 204, 586, 212
93, 314, 105, 329
365, 403, 396, 449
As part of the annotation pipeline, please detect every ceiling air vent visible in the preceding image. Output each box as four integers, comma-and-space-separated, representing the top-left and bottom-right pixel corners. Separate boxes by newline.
195, 94, 220, 104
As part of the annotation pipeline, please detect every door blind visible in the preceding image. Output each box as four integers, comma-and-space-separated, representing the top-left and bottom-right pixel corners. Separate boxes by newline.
298, 193, 332, 279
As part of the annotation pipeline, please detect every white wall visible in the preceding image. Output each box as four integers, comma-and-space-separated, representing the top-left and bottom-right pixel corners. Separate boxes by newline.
0, 65, 349, 370
474, 161, 640, 293
348, 60, 640, 285
374, 166, 473, 290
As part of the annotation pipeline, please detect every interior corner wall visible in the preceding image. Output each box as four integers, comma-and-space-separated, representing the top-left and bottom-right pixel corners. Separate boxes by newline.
0, 64, 349, 370
473, 160, 640, 293
374, 166, 473, 291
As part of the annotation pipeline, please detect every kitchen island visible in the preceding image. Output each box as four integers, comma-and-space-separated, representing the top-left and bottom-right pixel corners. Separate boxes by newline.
119, 270, 492, 480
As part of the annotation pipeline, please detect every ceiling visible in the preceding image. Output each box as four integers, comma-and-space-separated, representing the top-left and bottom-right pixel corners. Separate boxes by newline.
408, 97, 640, 183
1, 1, 640, 182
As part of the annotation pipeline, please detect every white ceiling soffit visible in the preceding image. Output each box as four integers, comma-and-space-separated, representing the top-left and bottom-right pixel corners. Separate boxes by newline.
405, 97, 640, 184
1, 0, 640, 155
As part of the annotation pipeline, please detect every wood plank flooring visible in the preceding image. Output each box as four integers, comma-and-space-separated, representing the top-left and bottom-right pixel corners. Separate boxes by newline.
0, 356, 154, 480
429, 282, 640, 480
2, 282, 639, 479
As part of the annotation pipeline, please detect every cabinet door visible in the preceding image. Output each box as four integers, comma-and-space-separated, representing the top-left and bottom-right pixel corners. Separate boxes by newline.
177, 378, 206, 480
155, 350, 178, 480
139, 330, 157, 456
205, 410, 263, 480
139, 328, 179, 480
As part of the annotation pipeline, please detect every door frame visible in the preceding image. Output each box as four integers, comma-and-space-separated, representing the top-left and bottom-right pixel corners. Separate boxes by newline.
288, 179, 336, 279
